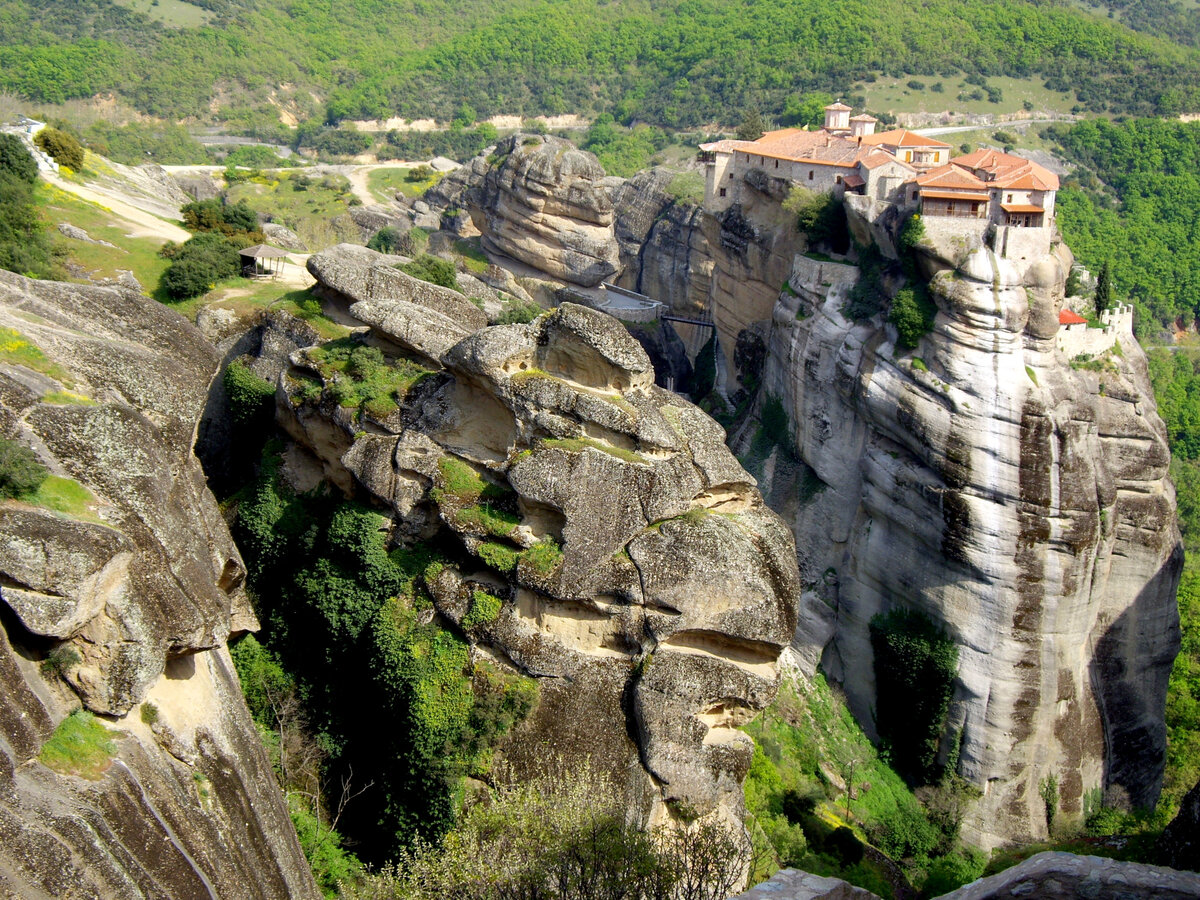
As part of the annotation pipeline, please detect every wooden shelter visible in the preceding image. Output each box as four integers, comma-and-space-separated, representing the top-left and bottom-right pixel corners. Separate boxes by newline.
239, 244, 289, 278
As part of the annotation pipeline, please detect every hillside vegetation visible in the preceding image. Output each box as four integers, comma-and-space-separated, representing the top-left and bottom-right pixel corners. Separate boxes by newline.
3, 0, 1200, 135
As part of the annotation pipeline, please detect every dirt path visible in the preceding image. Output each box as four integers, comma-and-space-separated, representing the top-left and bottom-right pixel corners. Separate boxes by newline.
43, 172, 192, 244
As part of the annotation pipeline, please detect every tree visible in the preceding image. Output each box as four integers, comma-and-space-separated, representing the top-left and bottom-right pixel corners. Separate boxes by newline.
0, 134, 37, 183
736, 109, 765, 142
0, 437, 47, 498
33, 126, 84, 170
1095, 259, 1113, 316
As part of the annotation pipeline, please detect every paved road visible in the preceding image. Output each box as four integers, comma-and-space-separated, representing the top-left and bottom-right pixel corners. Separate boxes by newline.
914, 118, 1069, 136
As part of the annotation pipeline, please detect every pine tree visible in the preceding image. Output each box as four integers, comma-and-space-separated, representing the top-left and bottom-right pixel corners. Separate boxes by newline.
736, 109, 765, 142
1095, 259, 1112, 317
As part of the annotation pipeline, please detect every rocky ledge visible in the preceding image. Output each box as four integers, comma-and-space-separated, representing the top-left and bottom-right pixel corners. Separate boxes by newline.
274, 270, 799, 827
0, 272, 316, 897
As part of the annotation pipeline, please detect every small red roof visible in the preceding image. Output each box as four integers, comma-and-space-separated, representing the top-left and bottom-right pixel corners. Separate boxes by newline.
1059, 309, 1087, 325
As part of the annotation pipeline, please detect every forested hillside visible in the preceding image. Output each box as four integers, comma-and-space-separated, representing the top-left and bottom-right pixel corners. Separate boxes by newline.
1052, 116, 1200, 823
3, 0, 1200, 134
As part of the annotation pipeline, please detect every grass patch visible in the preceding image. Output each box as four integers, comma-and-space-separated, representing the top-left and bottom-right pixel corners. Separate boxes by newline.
454, 503, 520, 538
435, 456, 502, 505
463, 589, 503, 628
540, 436, 647, 465
225, 172, 359, 251
911, 358, 928, 373
454, 239, 490, 274
41, 390, 94, 405
38, 709, 117, 780
37, 183, 172, 294
27, 475, 100, 521
476, 541, 520, 573
0, 326, 73, 385
519, 538, 564, 576
108, 0, 213, 27
1025, 365, 1039, 386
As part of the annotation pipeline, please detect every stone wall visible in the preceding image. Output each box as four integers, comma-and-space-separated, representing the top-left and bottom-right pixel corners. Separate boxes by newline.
1058, 304, 1134, 358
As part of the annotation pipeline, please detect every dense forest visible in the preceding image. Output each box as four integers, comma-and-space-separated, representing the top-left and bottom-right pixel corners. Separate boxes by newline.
3, 0, 1200, 134
1049, 118, 1200, 335
1050, 116, 1200, 823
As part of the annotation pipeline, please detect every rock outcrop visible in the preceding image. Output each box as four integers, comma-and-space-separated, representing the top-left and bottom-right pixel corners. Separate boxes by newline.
1158, 778, 1200, 870
429, 134, 621, 286
735, 852, 1200, 899
604, 170, 1181, 847
750, 232, 1180, 847
0, 271, 318, 898
307, 243, 487, 335
275, 301, 799, 828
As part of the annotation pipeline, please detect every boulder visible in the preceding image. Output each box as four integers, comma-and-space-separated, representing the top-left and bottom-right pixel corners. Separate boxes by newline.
463, 134, 622, 286
307, 243, 487, 332
262, 222, 308, 252
1158, 779, 1200, 871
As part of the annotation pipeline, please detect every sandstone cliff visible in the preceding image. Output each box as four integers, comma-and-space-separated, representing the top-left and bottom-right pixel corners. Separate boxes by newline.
0, 272, 318, 898
278, 252, 800, 831
603, 164, 1182, 847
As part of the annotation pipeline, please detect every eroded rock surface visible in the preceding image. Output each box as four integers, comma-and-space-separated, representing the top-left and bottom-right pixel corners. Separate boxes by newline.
752, 234, 1180, 847
604, 172, 1181, 847
735, 852, 1200, 899
276, 302, 798, 826
429, 134, 621, 286
0, 271, 317, 898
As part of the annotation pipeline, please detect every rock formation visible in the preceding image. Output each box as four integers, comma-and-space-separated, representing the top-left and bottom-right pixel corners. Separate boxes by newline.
0, 272, 317, 897
600, 160, 1183, 848
427, 134, 622, 287
735, 852, 1200, 899
1158, 778, 1200, 870
752, 222, 1181, 846
278, 258, 800, 828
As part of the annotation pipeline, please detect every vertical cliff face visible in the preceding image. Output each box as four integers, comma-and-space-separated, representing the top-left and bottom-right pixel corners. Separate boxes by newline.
0, 272, 318, 898
614, 174, 1182, 846
757, 229, 1180, 846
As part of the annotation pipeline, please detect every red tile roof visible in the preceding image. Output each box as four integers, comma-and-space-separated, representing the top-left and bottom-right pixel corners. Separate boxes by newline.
952, 148, 1059, 191
916, 163, 989, 191
825, 102, 853, 111
735, 128, 864, 166
860, 129, 952, 149
1059, 309, 1087, 325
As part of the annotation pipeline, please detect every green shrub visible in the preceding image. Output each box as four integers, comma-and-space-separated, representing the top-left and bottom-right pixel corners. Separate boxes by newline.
869, 608, 959, 785
289, 795, 363, 898
160, 232, 243, 300
224, 360, 276, 427
0, 134, 37, 183
367, 226, 413, 255
496, 298, 543, 325
41, 644, 81, 678
34, 126, 84, 170
463, 589, 503, 628
890, 285, 937, 350
38, 709, 116, 779
0, 437, 47, 498
520, 538, 563, 576
455, 503, 520, 538
477, 541, 520, 573
400, 254, 458, 290
922, 848, 986, 896
140, 702, 159, 726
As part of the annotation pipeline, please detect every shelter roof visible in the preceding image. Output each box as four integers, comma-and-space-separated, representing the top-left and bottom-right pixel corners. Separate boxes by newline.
239, 244, 290, 258
1059, 309, 1087, 325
